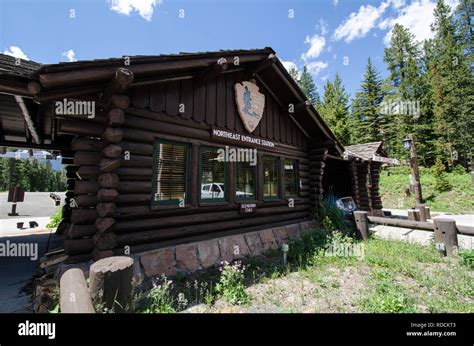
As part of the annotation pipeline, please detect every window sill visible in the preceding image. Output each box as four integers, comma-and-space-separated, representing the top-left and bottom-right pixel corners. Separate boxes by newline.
150, 204, 191, 211
198, 201, 229, 207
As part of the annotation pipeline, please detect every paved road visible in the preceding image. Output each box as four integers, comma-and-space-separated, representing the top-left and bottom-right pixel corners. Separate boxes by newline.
0, 192, 65, 219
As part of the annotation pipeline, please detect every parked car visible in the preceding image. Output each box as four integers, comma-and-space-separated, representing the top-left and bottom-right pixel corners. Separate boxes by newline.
335, 196, 357, 220
201, 183, 253, 199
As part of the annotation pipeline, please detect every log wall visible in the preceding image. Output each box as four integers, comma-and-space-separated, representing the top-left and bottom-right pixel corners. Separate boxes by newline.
58, 69, 322, 256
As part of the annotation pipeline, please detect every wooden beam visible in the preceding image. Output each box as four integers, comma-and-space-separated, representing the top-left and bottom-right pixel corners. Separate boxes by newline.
251, 53, 277, 75
101, 68, 134, 109
195, 57, 228, 84
14, 96, 41, 144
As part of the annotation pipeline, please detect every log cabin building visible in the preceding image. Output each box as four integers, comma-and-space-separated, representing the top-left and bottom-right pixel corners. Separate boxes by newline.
0, 48, 386, 262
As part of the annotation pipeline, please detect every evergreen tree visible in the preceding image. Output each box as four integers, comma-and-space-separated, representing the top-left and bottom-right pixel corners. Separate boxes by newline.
351, 58, 384, 143
319, 74, 352, 144
299, 66, 321, 105
427, 0, 473, 166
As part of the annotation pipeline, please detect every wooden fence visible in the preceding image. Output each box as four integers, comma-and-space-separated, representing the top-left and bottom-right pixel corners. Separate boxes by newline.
354, 211, 474, 257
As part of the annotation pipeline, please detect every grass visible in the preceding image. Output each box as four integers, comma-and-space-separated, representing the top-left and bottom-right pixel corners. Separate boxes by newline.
379, 166, 474, 213
132, 229, 473, 314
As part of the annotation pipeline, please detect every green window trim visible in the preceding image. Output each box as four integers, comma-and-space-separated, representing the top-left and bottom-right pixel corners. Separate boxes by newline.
284, 159, 299, 198
262, 155, 280, 200
235, 161, 257, 201
151, 139, 189, 207
199, 146, 228, 203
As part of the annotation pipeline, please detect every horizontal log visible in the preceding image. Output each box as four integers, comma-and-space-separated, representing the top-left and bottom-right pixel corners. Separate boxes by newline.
103, 127, 124, 143
120, 141, 153, 156
58, 119, 105, 137
74, 181, 100, 195
67, 224, 97, 239
93, 232, 118, 251
76, 195, 98, 208
96, 203, 117, 218
97, 189, 119, 203
74, 151, 101, 165
116, 194, 151, 204
101, 144, 122, 158
115, 204, 309, 233
120, 155, 153, 167
99, 158, 121, 173
71, 209, 98, 225
107, 108, 125, 127
98, 173, 120, 188
109, 94, 130, 110
76, 166, 100, 180
116, 167, 152, 176
95, 217, 116, 233
117, 210, 310, 246
71, 137, 105, 152
118, 181, 151, 194
64, 238, 95, 255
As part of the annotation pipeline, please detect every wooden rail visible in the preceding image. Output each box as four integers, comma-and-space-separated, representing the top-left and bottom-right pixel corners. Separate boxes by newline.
367, 215, 474, 236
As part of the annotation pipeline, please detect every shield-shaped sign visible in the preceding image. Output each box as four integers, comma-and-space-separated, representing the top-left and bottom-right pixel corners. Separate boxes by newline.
234, 81, 265, 133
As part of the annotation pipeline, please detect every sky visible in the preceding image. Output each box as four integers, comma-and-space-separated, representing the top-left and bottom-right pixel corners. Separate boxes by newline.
0, 0, 459, 99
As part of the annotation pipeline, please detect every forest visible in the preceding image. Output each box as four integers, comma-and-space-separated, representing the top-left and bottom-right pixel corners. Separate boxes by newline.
289, 0, 473, 169
0, 157, 66, 192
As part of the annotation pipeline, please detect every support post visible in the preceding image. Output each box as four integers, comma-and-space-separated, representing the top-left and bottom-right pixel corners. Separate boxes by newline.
433, 218, 458, 257
416, 204, 427, 222
89, 256, 134, 313
354, 211, 369, 240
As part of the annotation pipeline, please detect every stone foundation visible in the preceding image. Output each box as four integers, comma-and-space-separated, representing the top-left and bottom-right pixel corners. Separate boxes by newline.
138, 219, 317, 279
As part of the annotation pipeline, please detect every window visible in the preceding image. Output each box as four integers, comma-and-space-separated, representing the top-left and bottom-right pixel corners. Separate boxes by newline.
284, 159, 298, 197
263, 156, 279, 199
235, 161, 256, 200
151, 140, 188, 206
200, 147, 226, 201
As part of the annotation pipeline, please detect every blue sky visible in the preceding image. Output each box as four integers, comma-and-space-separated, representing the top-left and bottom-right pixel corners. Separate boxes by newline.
0, 0, 459, 99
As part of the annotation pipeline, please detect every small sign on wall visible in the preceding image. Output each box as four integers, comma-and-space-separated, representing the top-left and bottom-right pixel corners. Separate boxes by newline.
240, 203, 256, 214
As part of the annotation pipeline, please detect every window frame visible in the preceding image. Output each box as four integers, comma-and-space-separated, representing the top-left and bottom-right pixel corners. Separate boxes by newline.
283, 158, 299, 198
150, 138, 189, 208
262, 155, 280, 201
198, 146, 228, 203
234, 159, 257, 201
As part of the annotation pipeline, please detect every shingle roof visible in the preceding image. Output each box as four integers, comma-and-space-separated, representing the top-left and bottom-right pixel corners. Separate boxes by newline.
0, 54, 41, 79
344, 141, 384, 160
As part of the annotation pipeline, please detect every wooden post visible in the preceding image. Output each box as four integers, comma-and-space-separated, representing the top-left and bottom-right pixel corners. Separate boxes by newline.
416, 204, 427, 222
433, 218, 458, 257
354, 211, 369, 240
407, 209, 420, 221
408, 134, 423, 204
89, 256, 134, 313
60, 268, 95, 313
425, 206, 431, 219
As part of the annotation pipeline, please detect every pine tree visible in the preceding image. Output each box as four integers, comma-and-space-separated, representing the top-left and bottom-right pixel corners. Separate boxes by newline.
299, 66, 321, 106
351, 58, 384, 144
428, 0, 473, 166
319, 74, 352, 144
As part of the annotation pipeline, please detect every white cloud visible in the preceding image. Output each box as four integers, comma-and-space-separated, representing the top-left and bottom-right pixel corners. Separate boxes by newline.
301, 34, 326, 62
62, 49, 77, 62
281, 60, 298, 72
306, 61, 328, 76
108, 0, 162, 21
3, 46, 29, 60
318, 19, 328, 36
333, 1, 389, 43
381, 0, 459, 45
333, 0, 339, 6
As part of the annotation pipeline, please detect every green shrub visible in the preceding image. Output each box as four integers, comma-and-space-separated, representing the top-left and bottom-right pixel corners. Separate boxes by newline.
46, 209, 62, 228
432, 157, 452, 192
143, 276, 175, 313
458, 250, 474, 269
215, 261, 249, 305
316, 192, 350, 233
451, 164, 467, 175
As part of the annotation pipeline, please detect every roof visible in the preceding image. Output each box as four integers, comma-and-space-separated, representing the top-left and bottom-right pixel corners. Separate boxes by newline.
0, 54, 41, 79
344, 141, 385, 161
0, 47, 344, 154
